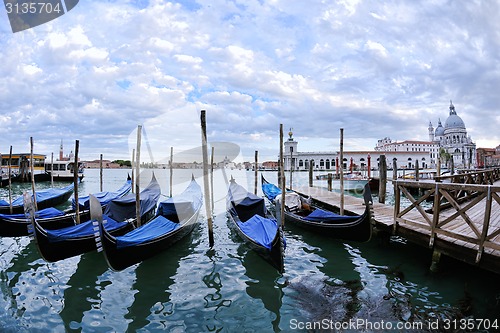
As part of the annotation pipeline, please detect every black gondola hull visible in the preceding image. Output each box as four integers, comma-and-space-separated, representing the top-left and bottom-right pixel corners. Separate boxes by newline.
262, 176, 373, 242
99, 212, 200, 271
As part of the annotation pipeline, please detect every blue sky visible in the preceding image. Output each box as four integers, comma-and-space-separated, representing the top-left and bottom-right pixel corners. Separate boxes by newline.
1, 0, 499, 163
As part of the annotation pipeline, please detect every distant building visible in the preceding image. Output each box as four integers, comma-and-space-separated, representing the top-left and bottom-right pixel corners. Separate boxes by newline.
284, 101, 479, 171
476, 146, 500, 168
376, 101, 476, 169
428, 101, 476, 168
84, 160, 121, 168
284, 129, 429, 172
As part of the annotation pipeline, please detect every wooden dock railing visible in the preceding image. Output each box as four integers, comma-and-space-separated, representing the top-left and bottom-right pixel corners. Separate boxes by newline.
393, 180, 500, 265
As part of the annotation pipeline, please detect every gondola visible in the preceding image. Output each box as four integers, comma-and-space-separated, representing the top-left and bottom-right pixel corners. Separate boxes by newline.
0, 177, 132, 237
94, 177, 203, 271
29, 175, 160, 262
0, 183, 74, 215
227, 177, 285, 273
261, 176, 373, 242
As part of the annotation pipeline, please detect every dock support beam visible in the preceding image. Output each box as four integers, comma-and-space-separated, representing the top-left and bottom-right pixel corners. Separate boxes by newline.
430, 249, 441, 273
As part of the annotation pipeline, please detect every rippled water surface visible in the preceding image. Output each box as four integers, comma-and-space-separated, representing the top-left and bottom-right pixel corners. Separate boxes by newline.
1, 168, 499, 332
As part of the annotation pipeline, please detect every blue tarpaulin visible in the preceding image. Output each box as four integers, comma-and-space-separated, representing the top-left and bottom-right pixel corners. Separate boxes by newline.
103, 176, 161, 222
116, 215, 179, 249
0, 184, 74, 207
47, 214, 128, 242
0, 207, 65, 220
304, 208, 360, 223
237, 214, 278, 250
262, 182, 281, 201
73, 179, 132, 210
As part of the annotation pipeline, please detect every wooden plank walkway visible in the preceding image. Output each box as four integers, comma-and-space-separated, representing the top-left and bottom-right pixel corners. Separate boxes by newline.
294, 183, 500, 275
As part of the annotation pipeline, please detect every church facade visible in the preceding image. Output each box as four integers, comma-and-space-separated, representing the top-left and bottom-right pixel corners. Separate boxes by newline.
283, 101, 476, 171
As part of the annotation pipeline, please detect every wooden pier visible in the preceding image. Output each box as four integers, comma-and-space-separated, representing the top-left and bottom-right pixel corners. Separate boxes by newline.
294, 167, 500, 275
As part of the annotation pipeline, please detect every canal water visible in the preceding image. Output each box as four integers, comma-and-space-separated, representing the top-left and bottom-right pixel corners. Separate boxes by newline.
0, 168, 498, 332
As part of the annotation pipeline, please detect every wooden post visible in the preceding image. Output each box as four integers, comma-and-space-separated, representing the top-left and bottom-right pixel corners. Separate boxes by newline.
169, 147, 173, 197
279, 124, 285, 228
50, 152, 54, 187
8, 146, 13, 214
437, 156, 441, 176
30, 137, 38, 211
74, 140, 80, 224
430, 249, 441, 273
367, 154, 371, 178
135, 125, 142, 227
211, 146, 214, 211
379, 154, 387, 204
415, 160, 420, 181
289, 147, 293, 190
99, 153, 103, 192
254, 150, 258, 195
131, 149, 135, 193
308, 160, 313, 187
340, 128, 344, 215
393, 159, 398, 181
201, 110, 214, 247
327, 173, 332, 191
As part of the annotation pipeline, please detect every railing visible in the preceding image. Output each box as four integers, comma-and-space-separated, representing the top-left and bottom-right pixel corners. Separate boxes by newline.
434, 167, 500, 185
393, 180, 500, 264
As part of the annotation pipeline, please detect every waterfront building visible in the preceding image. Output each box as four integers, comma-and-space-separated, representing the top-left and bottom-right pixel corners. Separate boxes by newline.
284, 101, 477, 171
376, 101, 476, 169
283, 129, 429, 172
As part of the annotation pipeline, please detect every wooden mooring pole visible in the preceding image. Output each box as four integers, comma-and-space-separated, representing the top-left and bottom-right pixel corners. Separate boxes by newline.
99, 153, 103, 192
74, 140, 80, 224
308, 161, 314, 187
201, 110, 214, 247
279, 124, 285, 228
254, 150, 258, 195
340, 128, 344, 215
29, 137, 38, 211
378, 154, 387, 204
135, 125, 142, 227
8, 146, 13, 214
169, 147, 173, 197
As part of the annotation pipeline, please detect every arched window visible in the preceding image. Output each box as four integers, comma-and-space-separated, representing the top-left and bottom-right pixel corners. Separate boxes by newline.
325, 159, 331, 169
299, 159, 303, 167
319, 159, 325, 167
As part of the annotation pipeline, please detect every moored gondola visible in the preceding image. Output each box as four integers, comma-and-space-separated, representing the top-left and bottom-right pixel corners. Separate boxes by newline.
0, 177, 132, 237
261, 176, 373, 242
94, 177, 203, 271
227, 177, 285, 273
29, 175, 160, 262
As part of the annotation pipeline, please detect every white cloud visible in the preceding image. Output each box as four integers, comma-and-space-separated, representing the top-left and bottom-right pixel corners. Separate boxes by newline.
0, 0, 498, 163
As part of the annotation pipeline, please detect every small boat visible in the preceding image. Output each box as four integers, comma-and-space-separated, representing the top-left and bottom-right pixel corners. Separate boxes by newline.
262, 176, 372, 242
44, 159, 85, 182
227, 177, 285, 273
0, 177, 132, 237
29, 175, 160, 262
315, 172, 369, 192
0, 183, 74, 215
94, 177, 203, 271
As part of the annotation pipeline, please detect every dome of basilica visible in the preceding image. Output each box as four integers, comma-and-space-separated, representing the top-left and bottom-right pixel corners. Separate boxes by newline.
435, 119, 445, 136
444, 102, 465, 129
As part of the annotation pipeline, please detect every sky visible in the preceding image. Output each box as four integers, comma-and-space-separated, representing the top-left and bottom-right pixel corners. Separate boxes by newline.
1, 0, 499, 164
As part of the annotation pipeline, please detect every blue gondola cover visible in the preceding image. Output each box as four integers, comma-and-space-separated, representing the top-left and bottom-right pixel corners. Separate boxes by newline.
0, 207, 65, 220
47, 215, 127, 242
103, 177, 161, 222
262, 182, 282, 201
74, 179, 132, 210
116, 215, 179, 249
1, 184, 74, 207
304, 208, 360, 223
237, 214, 278, 250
